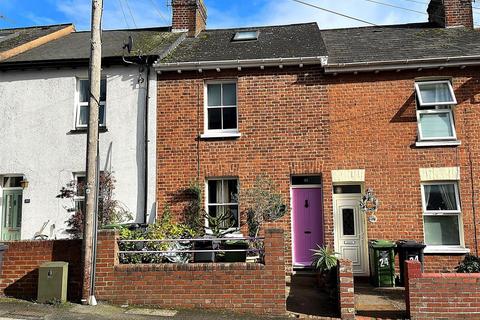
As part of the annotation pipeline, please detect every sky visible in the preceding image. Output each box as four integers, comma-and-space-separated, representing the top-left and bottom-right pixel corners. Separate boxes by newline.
0, 0, 478, 31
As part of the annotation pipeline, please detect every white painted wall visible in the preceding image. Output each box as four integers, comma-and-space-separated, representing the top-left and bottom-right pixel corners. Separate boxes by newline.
0, 65, 157, 239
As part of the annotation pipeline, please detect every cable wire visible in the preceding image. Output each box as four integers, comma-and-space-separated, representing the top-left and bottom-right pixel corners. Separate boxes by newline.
148, 0, 169, 25
291, 0, 378, 26
116, 0, 130, 29
124, 0, 138, 28
362, 0, 428, 15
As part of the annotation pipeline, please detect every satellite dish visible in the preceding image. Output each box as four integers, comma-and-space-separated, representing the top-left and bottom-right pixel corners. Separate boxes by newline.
123, 36, 133, 53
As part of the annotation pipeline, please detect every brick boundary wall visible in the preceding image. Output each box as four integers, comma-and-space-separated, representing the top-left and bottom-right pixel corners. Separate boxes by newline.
337, 259, 354, 320
0, 239, 82, 301
405, 260, 480, 320
94, 229, 287, 315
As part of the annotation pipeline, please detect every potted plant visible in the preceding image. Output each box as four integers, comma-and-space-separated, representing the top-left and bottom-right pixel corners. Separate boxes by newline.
223, 239, 249, 262
311, 245, 338, 298
194, 209, 235, 262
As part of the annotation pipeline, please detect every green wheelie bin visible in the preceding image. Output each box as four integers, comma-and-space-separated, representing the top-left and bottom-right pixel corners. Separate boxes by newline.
368, 240, 396, 287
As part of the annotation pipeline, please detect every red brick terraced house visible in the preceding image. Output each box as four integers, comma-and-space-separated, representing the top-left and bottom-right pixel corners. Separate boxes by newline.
156, 0, 480, 275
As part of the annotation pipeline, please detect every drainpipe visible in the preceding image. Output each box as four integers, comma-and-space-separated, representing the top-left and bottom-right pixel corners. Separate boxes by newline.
143, 58, 150, 224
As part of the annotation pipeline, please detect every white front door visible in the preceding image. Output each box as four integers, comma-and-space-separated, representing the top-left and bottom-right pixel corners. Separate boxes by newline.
334, 197, 368, 275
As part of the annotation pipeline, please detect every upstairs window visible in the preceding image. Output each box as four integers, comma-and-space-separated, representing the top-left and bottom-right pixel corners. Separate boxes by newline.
205, 81, 238, 135
76, 79, 106, 129
415, 80, 458, 143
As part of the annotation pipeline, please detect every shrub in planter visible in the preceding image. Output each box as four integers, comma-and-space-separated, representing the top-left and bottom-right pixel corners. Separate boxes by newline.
311, 245, 338, 299
223, 240, 249, 262
456, 254, 480, 273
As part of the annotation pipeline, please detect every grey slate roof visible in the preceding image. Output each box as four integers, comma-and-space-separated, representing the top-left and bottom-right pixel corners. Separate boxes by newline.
0, 24, 72, 53
4, 28, 184, 63
321, 23, 480, 65
162, 23, 327, 63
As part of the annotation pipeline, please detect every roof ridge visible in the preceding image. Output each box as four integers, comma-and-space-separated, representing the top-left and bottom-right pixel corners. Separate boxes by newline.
204, 22, 318, 32
0, 23, 73, 32
319, 22, 435, 32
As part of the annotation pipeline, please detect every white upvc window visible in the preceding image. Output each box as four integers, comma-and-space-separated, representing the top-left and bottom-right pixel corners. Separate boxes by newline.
73, 173, 86, 214
76, 78, 107, 129
421, 182, 465, 250
415, 80, 458, 144
415, 80, 457, 107
203, 81, 238, 137
205, 178, 239, 229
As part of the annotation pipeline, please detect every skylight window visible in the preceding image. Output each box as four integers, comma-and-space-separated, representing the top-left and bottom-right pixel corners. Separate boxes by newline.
232, 30, 259, 41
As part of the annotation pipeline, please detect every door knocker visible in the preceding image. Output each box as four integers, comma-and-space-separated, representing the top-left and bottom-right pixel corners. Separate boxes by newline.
304, 199, 309, 208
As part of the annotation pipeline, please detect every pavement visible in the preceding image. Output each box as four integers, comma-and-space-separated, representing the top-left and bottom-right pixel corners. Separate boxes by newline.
0, 298, 291, 320
354, 279, 407, 320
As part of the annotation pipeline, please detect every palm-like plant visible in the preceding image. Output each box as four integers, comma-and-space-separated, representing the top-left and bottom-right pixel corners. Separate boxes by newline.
311, 245, 338, 274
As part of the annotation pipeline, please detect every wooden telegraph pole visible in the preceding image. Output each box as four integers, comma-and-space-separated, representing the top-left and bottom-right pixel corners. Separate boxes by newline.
82, 0, 103, 305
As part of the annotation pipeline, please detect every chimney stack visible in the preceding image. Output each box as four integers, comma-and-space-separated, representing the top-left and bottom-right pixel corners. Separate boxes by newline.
427, 0, 473, 28
171, 0, 207, 37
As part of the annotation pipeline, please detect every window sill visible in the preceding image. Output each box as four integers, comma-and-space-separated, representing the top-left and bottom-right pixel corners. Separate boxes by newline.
415, 140, 461, 147
68, 127, 108, 135
200, 132, 241, 139
424, 246, 470, 254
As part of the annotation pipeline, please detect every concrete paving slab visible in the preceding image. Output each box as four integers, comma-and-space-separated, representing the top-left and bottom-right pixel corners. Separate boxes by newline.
125, 308, 178, 317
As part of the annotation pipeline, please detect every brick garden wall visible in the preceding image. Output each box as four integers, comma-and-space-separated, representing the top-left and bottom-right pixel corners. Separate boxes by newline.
95, 229, 287, 315
157, 66, 480, 274
405, 260, 480, 319
0, 239, 82, 301
337, 259, 354, 320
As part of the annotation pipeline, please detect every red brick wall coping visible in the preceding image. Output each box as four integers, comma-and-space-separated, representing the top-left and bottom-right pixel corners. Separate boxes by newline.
405, 260, 480, 320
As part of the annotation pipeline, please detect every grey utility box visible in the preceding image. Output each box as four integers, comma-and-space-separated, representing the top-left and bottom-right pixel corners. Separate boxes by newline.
37, 261, 68, 303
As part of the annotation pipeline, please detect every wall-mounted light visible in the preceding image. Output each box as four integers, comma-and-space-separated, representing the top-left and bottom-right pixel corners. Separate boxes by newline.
20, 179, 29, 189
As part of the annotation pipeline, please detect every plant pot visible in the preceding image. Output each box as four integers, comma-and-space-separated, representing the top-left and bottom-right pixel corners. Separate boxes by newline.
223, 240, 248, 262
194, 239, 215, 262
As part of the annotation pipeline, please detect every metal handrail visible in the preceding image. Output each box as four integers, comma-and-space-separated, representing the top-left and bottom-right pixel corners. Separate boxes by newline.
118, 237, 264, 242
118, 249, 263, 254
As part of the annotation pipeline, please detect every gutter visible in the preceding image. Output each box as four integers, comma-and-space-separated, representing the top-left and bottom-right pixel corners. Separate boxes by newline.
154, 56, 328, 72
323, 55, 480, 73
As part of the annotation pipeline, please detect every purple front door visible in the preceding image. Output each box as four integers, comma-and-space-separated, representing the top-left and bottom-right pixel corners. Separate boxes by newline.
292, 188, 323, 266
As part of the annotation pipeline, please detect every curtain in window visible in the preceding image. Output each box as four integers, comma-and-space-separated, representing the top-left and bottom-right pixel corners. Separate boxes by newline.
439, 184, 456, 210
419, 112, 453, 138
424, 185, 431, 208
420, 82, 451, 104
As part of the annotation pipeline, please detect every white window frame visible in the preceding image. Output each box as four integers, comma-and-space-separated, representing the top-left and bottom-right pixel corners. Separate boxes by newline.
414, 80, 457, 107
75, 78, 107, 129
203, 80, 239, 137
73, 172, 86, 212
416, 108, 457, 141
420, 181, 466, 252
204, 177, 240, 231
